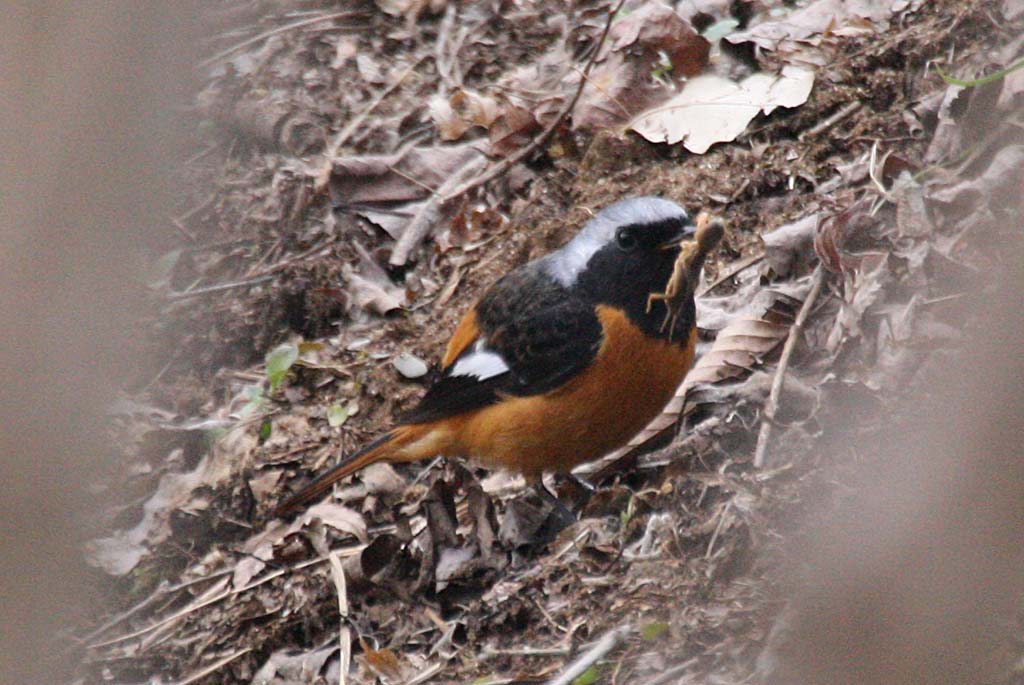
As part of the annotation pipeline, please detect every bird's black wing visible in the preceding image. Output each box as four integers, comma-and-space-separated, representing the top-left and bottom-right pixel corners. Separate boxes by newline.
399, 266, 603, 425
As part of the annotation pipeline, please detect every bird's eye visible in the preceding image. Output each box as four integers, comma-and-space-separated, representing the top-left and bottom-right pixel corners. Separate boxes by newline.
616, 227, 638, 252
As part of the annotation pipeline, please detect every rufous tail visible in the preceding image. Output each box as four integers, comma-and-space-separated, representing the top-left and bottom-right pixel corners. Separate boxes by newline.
275, 426, 418, 516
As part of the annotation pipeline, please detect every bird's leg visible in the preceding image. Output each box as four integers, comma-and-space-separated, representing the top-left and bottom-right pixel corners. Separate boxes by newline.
532, 479, 577, 530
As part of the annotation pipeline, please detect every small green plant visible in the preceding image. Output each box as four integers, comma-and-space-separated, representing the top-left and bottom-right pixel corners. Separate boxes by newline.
641, 621, 669, 640
265, 342, 299, 392
327, 401, 358, 427
573, 665, 601, 685
239, 383, 265, 417
651, 49, 674, 80
936, 57, 1024, 87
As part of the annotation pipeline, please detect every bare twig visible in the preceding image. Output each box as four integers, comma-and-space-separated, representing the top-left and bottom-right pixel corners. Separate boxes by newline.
171, 217, 198, 242
200, 11, 363, 68
169, 234, 337, 302
388, 0, 626, 267
387, 153, 489, 267
705, 500, 733, 560
407, 663, 444, 685
166, 274, 274, 301
174, 192, 218, 224
868, 140, 897, 206
440, 0, 622, 203
698, 253, 764, 296
752, 265, 826, 468
480, 645, 571, 660
799, 101, 862, 141
434, 2, 458, 92
566, 62, 631, 118
173, 648, 252, 685
317, 57, 425, 192
90, 543, 366, 650
139, 576, 233, 651
249, 236, 337, 278
79, 587, 168, 644
647, 658, 700, 685
328, 552, 351, 685
548, 624, 634, 685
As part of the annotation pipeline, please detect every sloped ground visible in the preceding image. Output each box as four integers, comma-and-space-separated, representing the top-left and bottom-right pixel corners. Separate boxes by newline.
78, 1, 1024, 683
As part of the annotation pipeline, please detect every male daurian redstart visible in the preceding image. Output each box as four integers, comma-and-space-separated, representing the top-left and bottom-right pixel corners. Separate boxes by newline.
277, 197, 717, 515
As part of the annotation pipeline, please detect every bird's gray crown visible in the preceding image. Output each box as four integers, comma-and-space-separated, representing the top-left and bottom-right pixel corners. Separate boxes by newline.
542, 196, 688, 287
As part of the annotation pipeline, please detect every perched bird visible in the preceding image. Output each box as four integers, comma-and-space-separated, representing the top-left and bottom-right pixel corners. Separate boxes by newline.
277, 197, 706, 515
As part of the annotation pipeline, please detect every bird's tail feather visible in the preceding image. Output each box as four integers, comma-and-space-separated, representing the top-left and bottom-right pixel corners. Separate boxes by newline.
275, 427, 414, 515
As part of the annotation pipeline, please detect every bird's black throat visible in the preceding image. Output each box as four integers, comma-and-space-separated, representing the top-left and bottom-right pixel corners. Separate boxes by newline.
575, 241, 696, 343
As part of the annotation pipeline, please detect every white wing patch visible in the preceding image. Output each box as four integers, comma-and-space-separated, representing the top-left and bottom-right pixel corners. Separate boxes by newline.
449, 340, 509, 380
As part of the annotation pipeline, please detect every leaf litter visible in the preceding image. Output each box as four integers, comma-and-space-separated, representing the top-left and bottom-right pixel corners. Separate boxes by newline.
81, 1, 1024, 684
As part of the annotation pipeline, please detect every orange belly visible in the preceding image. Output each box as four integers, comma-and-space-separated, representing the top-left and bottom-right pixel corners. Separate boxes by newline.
424, 305, 696, 478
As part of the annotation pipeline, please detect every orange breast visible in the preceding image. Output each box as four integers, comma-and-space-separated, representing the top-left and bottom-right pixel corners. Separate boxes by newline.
448, 305, 696, 478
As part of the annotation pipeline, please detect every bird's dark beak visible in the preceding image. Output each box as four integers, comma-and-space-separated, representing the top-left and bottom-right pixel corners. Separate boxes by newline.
658, 224, 696, 250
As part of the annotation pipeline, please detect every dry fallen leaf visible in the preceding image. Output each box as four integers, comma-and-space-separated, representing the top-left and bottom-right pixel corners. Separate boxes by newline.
85, 439, 241, 576
763, 213, 820, 278
573, 4, 710, 129
684, 318, 791, 386
488, 103, 540, 157
630, 66, 814, 153
429, 95, 469, 141
253, 644, 336, 683
928, 145, 1024, 223
1005, 0, 1024, 21
430, 89, 502, 141
608, 2, 710, 77
726, 0, 923, 52
342, 242, 406, 315
814, 203, 886, 274
393, 351, 429, 378
302, 501, 369, 543
330, 142, 485, 205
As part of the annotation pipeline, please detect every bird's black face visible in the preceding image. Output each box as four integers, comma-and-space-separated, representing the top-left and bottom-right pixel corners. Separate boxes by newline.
576, 213, 696, 340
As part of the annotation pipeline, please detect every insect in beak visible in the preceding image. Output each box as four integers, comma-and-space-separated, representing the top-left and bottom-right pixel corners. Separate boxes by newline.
658, 222, 698, 250
658, 236, 688, 250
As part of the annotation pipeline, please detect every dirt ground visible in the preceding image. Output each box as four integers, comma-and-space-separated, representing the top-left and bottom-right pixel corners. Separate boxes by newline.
77, 1, 1024, 683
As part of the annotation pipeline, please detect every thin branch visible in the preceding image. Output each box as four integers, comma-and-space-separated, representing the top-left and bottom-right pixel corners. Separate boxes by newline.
89, 578, 232, 650
166, 274, 274, 301
387, 153, 489, 267
200, 11, 364, 68
173, 648, 252, 685
439, 0, 623, 203
434, 2, 459, 93
868, 140, 897, 205
753, 265, 826, 468
328, 552, 351, 685
318, 57, 425, 190
407, 663, 444, 685
698, 253, 764, 296
799, 101, 861, 141
647, 658, 700, 685
89, 542, 366, 650
705, 500, 733, 559
79, 587, 167, 644
548, 624, 634, 685
479, 645, 571, 660
388, 0, 626, 267
171, 217, 198, 242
